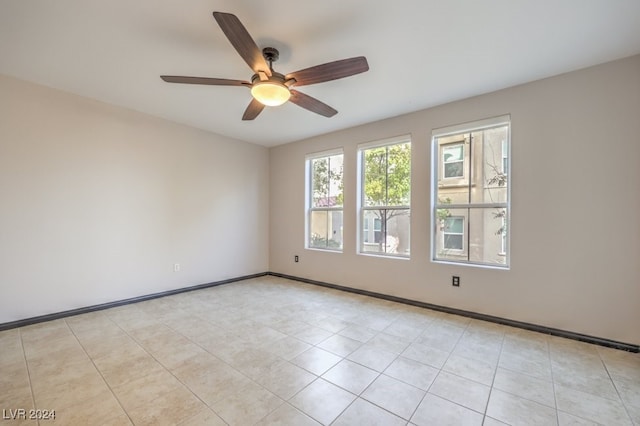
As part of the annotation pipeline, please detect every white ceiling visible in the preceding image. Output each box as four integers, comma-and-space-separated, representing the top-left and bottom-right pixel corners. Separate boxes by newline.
1, 1, 639, 147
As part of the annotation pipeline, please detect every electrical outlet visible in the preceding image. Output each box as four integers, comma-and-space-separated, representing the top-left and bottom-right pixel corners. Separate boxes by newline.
174, 263, 180, 272
294, 255, 299, 263
452, 276, 460, 287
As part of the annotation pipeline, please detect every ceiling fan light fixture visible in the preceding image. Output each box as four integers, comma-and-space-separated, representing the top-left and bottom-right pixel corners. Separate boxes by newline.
250, 80, 291, 106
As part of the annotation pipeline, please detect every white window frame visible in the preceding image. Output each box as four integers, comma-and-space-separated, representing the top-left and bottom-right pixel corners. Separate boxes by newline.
357, 135, 411, 258
431, 115, 511, 269
305, 149, 344, 252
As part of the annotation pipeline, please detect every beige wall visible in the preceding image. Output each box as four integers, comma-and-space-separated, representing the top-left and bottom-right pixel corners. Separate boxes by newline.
269, 55, 640, 345
0, 75, 269, 323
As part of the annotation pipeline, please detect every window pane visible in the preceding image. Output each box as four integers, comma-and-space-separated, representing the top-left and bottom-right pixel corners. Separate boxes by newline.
434, 207, 507, 266
444, 162, 464, 178
472, 125, 509, 204
444, 234, 463, 250
309, 210, 343, 250
311, 158, 328, 207
468, 208, 507, 266
363, 143, 411, 207
328, 154, 344, 207
311, 155, 343, 208
443, 144, 463, 162
434, 208, 467, 261
361, 208, 409, 255
363, 147, 388, 206
444, 217, 463, 233
386, 143, 411, 206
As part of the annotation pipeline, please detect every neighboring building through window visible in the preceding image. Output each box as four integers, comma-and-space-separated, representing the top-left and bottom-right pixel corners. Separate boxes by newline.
306, 150, 344, 251
432, 115, 510, 267
443, 144, 464, 178
443, 216, 464, 250
358, 136, 411, 257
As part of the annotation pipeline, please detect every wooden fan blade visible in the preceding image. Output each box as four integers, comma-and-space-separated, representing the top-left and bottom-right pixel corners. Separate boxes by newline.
213, 12, 271, 76
161, 76, 250, 87
286, 56, 369, 87
289, 90, 337, 117
242, 98, 265, 120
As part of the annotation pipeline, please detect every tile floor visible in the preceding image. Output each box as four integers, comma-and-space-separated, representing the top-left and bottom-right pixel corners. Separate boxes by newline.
1, 276, 638, 425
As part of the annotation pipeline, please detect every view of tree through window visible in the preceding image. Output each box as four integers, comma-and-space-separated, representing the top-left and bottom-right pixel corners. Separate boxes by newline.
360, 139, 411, 256
433, 116, 510, 267
307, 152, 343, 250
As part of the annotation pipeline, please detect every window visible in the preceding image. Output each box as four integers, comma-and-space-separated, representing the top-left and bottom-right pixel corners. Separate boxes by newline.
306, 150, 343, 251
443, 217, 464, 250
358, 136, 411, 257
432, 116, 510, 267
443, 144, 464, 178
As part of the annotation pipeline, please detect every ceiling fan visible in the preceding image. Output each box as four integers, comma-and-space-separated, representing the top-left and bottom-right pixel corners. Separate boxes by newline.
161, 12, 369, 120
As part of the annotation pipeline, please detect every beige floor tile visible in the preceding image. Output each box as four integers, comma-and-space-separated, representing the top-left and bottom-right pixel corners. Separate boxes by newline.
317, 334, 361, 357
0, 385, 35, 415
77, 332, 139, 359
347, 345, 397, 372
383, 320, 424, 341
361, 374, 425, 420
498, 350, 553, 381
338, 324, 377, 343
291, 347, 341, 375
211, 381, 283, 426
1, 278, 636, 426
307, 316, 351, 334
0, 361, 30, 389
112, 370, 185, 412
367, 332, 412, 355
289, 378, 356, 425
126, 385, 207, 426
322, 359, 379, 395
20, 320, 72, 345
411, 393, 483, 426
555, 385, 632, 425
294, 325, 333, 345
26, 347, 91, 380
416, 329, 461, 353
482, 416, 509, 426
22, 334, 82, 360
33, 370, 111, 410
94, 349, 164, 388
256, 361, 317, 400
0, 347, 24, 369
486, 389, 558, 426
29, 357, 99, 392
50, 392, 127, 426
443, 354, 496, 386
401, 341, 450, 369
493, 367, 555, 408
175, 358, 253, 406
625, 403, 640, 425
149, 340, 208, 370
176, 406, 227, 426
552, 367, 619, 400
333, 397, 406, 426
557, 411, 600, 425
384, 356, 439, 390
262, 335, 312, 360
429, 371, 491, 413
452, 339, 502, 366
255, 402, 320, 425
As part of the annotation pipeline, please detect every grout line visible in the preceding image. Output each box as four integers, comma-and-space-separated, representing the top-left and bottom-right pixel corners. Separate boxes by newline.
17, 328, 40, 426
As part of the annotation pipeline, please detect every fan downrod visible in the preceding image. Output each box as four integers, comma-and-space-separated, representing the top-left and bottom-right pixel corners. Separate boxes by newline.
262, 47, 280, 66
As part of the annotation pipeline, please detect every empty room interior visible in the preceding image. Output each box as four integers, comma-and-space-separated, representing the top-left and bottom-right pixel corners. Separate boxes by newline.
1, 2, 639, 425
